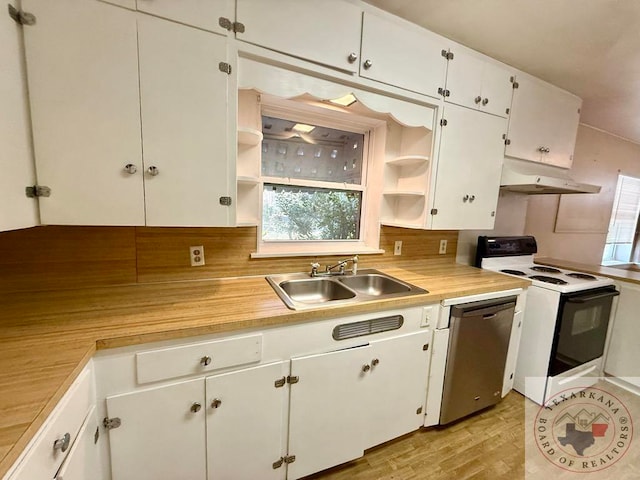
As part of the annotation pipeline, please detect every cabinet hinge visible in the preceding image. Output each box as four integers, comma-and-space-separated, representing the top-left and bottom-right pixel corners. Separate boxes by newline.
439, 119, 448, 127
219, 196, 232, 206
430, 208, 438, 215
218, 17, 232, 30
94, 426, 100, 444
422, 344, 429, 351
103, 417, 122, 430
233, 21, 245, 33
577, 108, 581, 114
274, 376, 286, 388
506, 107, 510, 115
504, 138, 511, 146
440, 49, 454, 60
218, 62, 232, 75
8, 4, 36, 25
510, 76, 519, 89
25, 185, 50, 198
287, 375, 299, 384
416, 406, 423, 414
272, 457, 284, 469
284, 455, 296, 464
437, 87, 450, 98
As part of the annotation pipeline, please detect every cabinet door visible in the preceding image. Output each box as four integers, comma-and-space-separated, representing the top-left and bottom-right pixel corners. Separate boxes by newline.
206, 361, 288, 480
56, 407, 103, 480
236, 0, 362, 73
431, 104, 506, 229
0, 2, 38, 231
364, 331, 431, 449
479, 61, 513, 118
138, 14, 233, 226
360, 12, 447, 98
287, 345, 370, 479
105, 378, 206, 480
445, 48, 512, 118
22, 0, 144, 225
506, 75, 581, 168
136, 0, 234, 35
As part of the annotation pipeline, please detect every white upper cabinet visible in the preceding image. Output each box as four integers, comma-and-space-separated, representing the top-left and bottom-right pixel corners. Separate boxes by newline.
136, 0, 234, 35
22, 0, 144, 225
1, 3, 39, 232
505, 73, 582, 168
360, 11, 448, 98
235, 0, 363, 73
138, 15, 233, 226
430, 103, 507, 230
445, 46, 513, 118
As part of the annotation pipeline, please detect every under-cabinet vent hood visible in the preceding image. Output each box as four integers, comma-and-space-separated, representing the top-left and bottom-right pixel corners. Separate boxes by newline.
500, 158, 601, 194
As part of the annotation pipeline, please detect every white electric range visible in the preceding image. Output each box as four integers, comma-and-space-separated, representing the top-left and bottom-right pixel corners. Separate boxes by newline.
476, 236, 619, 405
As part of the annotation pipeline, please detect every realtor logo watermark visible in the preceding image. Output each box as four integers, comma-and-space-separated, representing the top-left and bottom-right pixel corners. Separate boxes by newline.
531, 384, 634, 474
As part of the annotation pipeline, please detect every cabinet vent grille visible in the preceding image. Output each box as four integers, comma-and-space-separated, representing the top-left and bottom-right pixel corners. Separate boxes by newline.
332, 315, 404, 340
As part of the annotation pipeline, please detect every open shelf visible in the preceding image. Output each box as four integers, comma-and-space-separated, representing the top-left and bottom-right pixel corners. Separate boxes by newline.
382, 190, 426, 197
237, 127, 263, 146
386, 155, 430, 167
237, 175, 260, 185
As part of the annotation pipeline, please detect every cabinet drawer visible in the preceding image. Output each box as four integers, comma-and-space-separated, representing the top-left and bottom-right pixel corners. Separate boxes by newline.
136, 334, 262, 384
8, 366, 94, 480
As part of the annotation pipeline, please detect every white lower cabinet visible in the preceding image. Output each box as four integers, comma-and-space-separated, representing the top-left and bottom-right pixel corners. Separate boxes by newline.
287, 345, 371, 479
99, 309, 435, 480
106, 378, 207, 480
56, 406, 102, 480
206, 361, 289, 480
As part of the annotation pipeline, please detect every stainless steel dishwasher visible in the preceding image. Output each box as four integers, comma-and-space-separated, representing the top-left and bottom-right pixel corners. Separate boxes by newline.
439, 296, 517, 424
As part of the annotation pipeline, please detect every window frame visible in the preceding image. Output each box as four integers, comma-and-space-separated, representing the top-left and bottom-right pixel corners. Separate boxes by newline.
252, 96, 385, 257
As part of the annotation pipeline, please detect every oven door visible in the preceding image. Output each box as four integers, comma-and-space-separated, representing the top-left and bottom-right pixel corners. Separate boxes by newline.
549, 286, 619, 376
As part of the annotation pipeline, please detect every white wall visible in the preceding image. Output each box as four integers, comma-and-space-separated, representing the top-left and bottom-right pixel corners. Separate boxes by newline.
525, 124, 640, 265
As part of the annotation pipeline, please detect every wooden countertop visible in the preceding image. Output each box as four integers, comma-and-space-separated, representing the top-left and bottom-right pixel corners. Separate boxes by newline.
535, 257, 640, 285
0, 261, 529, 477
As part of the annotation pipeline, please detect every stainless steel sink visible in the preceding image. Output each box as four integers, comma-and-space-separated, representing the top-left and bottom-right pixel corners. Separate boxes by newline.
336, 273, 411, 296
266, 269, 428, 310
279, 278, 356, 304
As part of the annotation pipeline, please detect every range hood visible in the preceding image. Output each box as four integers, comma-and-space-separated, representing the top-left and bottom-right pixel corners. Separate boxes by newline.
500, 158, 601, 194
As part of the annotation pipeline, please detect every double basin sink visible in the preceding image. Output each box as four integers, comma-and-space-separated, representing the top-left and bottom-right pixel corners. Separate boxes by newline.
266, 269, 428, 310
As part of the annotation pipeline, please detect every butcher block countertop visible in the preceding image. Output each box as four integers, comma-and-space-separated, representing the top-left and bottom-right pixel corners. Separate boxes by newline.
0, 260, 529, 477
535, 257, 640, 285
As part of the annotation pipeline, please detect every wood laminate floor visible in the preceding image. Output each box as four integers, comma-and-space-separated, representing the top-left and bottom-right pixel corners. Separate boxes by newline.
307, 382, 640, 480
307, 391, 525, 480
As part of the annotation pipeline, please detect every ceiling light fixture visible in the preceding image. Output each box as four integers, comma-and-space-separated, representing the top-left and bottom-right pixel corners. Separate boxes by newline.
328, 93, 357, 107
292, 123, 316, 133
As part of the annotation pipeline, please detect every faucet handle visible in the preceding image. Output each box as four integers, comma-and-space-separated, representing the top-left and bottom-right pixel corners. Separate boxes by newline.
352, 255, 358, 274
310, 262, 320, 277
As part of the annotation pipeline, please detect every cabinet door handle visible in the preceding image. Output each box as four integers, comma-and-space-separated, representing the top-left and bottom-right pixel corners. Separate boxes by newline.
538, 146, 550, 153
474, 96, 482, 104
53, 432, 71, 453
347, 52, 358, 63
463, 194, 469, 202
190, 402, 202, 413
211, 398, 222, 409
371, 358, 380, 366
124, 163, 137, 175
482, 97, 489, 106
200, 355, 212, 367
363, 59, 373, 70
469, 195, 476, 202
362, 363, 371, 372
147, 166, 159, 176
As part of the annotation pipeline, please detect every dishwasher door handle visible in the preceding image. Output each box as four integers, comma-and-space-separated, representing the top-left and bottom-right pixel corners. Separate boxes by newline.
483, 313, 497, 319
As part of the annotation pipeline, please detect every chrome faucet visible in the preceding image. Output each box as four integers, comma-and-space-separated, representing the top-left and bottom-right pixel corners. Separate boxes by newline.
310, 255, 358, 277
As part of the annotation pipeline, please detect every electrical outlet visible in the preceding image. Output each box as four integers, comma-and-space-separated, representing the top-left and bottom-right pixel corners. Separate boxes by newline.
394, 240, 403, 256
439, 239, 447, 255
190, 246, 205, 266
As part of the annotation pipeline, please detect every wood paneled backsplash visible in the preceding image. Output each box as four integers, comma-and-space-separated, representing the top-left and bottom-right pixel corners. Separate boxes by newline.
0, 225, 457, 292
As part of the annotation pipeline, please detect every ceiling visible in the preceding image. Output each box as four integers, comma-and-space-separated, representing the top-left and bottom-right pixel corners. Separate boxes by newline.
365, 0, 640, 145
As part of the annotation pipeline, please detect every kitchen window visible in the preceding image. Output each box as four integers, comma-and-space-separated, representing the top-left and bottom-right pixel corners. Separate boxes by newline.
602, 174, 640, 264
252, 96, 385, 257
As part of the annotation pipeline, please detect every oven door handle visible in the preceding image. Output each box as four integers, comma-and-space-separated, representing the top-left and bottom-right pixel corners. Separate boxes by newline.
566, 290, 620, 303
